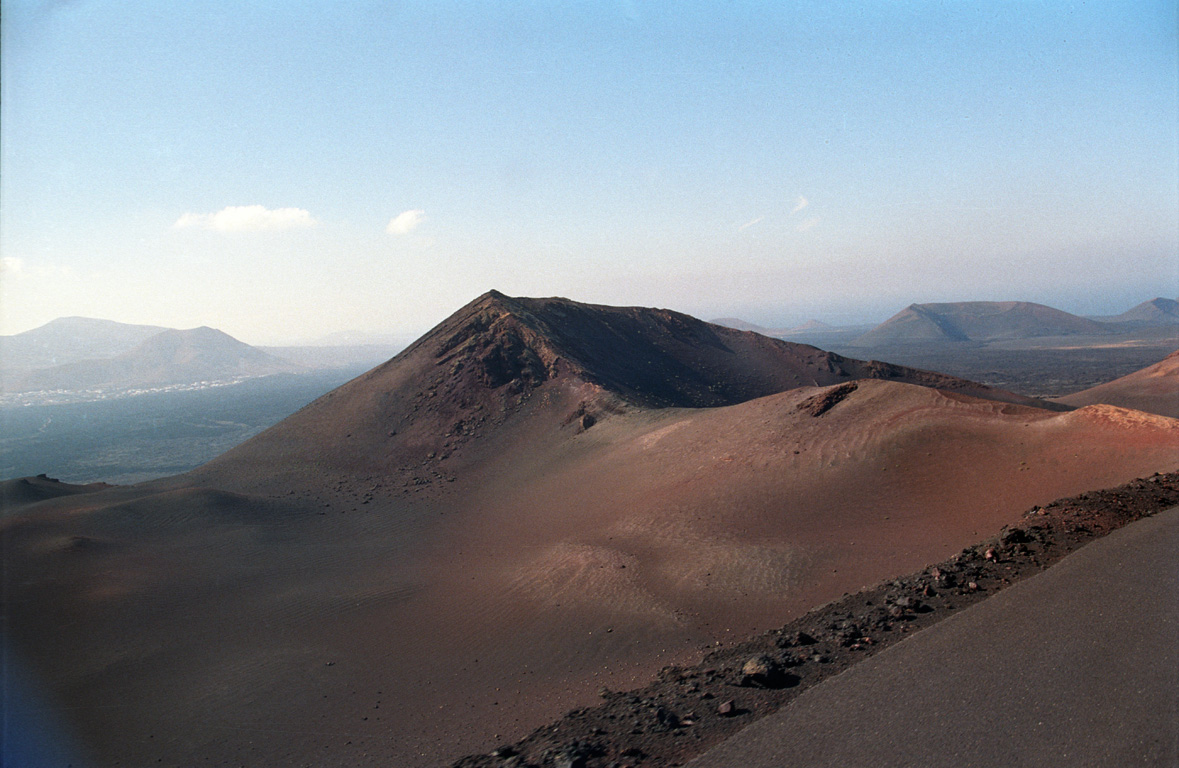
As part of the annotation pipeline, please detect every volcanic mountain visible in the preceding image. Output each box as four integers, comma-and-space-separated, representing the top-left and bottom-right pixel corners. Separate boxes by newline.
5, 292, 1177, 768
12, 326, 300, 392
1054, 350, 1179, 418
0, 317, 168, 388
850, 301, 1111, 346
1106, 297, 1179, 326
191, 290, 1055, 493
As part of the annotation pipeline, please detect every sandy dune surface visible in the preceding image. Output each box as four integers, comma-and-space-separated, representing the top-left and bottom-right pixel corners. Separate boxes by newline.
1055, 349, 1179, 418
4, 293, 1177, 767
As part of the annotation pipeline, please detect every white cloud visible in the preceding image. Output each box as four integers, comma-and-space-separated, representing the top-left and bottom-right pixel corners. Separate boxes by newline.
791, 196, 809, 214
0, 256, 25, 275
173, 205, 317, 232
738, 217, 763, 232
386, 209, 425, 235
173, 212, 207, 229
796, 216, 821, 232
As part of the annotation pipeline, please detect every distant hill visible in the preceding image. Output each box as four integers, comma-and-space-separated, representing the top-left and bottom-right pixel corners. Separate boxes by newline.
0, 317, 168, 373
1105, 297, 1179, 326
851, 301, 1112, 346
1054, 350, 1179, 418
13, 326, 301, 393
709, 317, 864, 340
784, 319, 836, 333
709, 317, 778, 334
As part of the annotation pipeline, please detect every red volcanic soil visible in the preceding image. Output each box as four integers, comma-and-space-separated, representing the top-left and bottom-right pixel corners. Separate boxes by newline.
3, 292, 1177, 768
1054, 349, 1179, 418
453, 473, 1179, 768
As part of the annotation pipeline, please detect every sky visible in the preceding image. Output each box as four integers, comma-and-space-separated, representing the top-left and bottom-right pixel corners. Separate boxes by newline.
1, 0, 1176, 345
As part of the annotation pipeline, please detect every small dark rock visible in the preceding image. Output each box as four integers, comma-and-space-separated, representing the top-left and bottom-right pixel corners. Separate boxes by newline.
717, 699, 736, 717
741, 654, 792, 687
742, 655, 773, 677
653, 706, 679, 731
1002, 527, 1031, 544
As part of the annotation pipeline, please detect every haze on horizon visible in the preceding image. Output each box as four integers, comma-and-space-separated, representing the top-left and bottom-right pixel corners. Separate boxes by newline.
1, 1, 1175, 345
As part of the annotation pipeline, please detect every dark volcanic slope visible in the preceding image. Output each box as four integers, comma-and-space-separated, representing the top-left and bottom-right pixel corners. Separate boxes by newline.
14, 326, 300, 392
192, 291, 1052, 490
851, 301, 1111, 346
472, 293, 1025, 407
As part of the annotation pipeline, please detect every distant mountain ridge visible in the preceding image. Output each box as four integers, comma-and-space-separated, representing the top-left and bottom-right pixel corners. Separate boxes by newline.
3, 322, 301, 394
710, 318, 841, 336
851, 301, 1112, 346
1104, 297, 1179, 326
709, 317, 779, 334
0, 317, 168, 372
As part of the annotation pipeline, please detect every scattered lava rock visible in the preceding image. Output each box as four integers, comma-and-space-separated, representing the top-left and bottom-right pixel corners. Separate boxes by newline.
550, 742, 595, 768
797, 381, 859, 417
451, 472, 1179, 768
652, 707, 679, 731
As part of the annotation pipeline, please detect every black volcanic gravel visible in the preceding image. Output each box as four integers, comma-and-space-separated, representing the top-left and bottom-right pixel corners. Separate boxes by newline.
451, 471, 1179, 768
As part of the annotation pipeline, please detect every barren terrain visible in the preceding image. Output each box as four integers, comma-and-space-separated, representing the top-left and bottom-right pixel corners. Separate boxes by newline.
452, 472, 1179, 768
1054, 349, 1179, 418
3, 293, 1177, 768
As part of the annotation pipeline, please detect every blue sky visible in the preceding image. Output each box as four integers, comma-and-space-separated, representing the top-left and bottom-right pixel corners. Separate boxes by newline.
2, 1, 1176, 343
